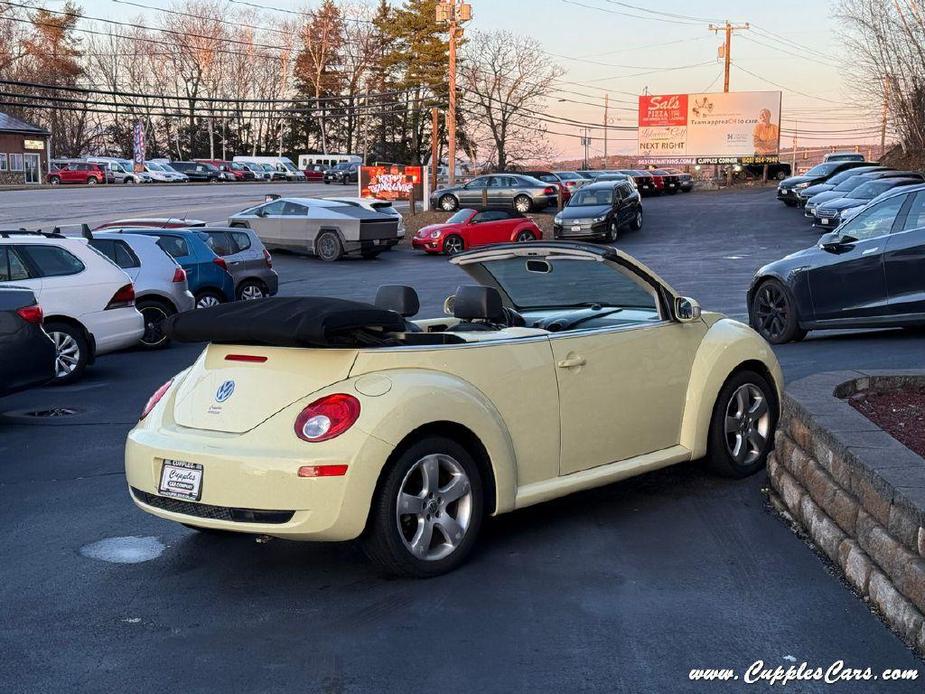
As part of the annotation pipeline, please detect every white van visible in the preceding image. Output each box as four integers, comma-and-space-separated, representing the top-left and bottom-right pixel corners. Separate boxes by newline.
232, 156, 306, 182
298, 153, 361, 170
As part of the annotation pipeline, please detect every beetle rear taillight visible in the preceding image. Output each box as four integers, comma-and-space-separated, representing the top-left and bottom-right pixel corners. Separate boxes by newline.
263, 249, 273, 268
106, 283, 135, 309
294, 393, 360, 442
172, 267, 187, 283
140, 379, 173, 420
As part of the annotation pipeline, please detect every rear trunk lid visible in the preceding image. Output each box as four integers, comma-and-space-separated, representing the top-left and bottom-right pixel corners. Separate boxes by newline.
172, 344, 357, 433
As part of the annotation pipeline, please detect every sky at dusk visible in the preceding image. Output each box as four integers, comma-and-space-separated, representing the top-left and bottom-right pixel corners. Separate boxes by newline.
72, 0, 872, 160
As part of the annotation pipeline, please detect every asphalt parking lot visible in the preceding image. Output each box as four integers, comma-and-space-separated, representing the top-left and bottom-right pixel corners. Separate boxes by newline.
2, 187, 923, 692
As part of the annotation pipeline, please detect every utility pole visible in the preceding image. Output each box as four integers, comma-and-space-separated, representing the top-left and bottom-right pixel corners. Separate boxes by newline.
431, 107, 440, 193
603, 93, 609, 168
791, 121, 798, 173
709, 20, 749, 93
437, 1, 471, 186
880, 76, 891, 158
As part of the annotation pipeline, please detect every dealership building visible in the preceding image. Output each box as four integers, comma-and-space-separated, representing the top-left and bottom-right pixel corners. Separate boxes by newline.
0, 112, 50, 185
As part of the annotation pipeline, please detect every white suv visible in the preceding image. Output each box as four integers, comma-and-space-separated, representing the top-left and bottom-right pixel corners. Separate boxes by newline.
0, 232, 144, 383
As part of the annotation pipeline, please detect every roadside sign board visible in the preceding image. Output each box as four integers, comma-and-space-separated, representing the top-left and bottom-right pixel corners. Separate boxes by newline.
638, 91, 782, 164
359, 164, 429, 210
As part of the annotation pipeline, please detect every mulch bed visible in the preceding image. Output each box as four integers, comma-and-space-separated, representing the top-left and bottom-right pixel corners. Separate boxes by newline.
849, 386, 925, 458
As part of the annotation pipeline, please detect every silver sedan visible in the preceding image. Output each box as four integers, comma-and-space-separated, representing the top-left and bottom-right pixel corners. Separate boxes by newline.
430, 174, 558, 213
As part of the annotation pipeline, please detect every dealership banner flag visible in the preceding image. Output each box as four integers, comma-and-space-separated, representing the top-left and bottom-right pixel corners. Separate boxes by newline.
132, 122, 146, 173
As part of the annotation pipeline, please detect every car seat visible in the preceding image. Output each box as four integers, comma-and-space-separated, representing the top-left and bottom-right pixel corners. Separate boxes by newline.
375, 285, 421, 332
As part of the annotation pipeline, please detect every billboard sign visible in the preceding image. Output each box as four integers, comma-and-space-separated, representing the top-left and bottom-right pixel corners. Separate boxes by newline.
638, 91, 782, 163
359, 164, 427, 206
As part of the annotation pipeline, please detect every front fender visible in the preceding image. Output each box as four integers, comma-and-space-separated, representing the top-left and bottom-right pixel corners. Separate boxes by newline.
679, 319, 783, 459
349, 369, 519, 514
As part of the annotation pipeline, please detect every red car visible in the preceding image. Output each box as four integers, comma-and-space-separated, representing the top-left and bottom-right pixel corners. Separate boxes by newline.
522, 171, 571, 204
48, 162, 107, 185
412, 208, 542, 255
94, 217, 207, 230
303, 164, 325, 182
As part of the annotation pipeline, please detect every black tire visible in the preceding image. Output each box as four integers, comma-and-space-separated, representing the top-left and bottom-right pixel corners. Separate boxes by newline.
630, 208, 643, 231
361, 436, 484, 578
439, 194, 458, 212
605, 220, 619, 243
49, 176, 60, 185
124, 178, 135, 185
443, 234, 465, 255
750, 278, 807, 344
515, 230, 536, 242
783, 199, 797, 207
706, 370, 778, 478
236, 279, 269, 301
45, 321, 90, 385
87, 177, 98, 185
137, 300, 174, 349
361, 250, 383, 259
324, 180, 330, 185
194, 289, 225, 309
315, 230, 344, 262
513, 195, 532, 213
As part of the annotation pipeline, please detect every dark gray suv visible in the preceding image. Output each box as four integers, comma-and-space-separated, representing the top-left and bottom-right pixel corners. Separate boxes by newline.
198, 227, 279, 300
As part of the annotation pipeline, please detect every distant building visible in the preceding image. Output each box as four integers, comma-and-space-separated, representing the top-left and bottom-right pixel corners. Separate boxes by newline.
0, 112, 50, 184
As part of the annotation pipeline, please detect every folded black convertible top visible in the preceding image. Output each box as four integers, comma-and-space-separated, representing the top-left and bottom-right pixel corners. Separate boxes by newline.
164, 297, 407, 347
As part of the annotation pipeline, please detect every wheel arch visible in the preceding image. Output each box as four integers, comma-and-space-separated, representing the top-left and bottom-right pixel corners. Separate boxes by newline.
679, 318, 783, 460
135, 292, 178, 313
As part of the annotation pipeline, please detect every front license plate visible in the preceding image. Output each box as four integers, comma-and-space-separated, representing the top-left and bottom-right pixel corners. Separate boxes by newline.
821, 218, 829, 224
572, 225, 582, 232
158, 460, 203, 501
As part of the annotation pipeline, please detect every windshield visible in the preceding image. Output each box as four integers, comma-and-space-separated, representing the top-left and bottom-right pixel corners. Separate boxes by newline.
446, 209, 475, 224
568, 188, 613, 207
834, 175, 865, 192
283, 162, 299, 172
804, 163, 840, 177
476, 256, 659, 312
334, 162, 351, 170
146, 162, 164, 172
850, 181, 905, 199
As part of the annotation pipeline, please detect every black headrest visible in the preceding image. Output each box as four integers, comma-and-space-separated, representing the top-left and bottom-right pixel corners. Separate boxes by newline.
375, 285, 420, 317
453, 285, 505, 322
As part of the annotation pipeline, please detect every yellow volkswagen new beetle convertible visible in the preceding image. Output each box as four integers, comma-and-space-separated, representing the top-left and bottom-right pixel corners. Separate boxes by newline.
126, 242, 782, 577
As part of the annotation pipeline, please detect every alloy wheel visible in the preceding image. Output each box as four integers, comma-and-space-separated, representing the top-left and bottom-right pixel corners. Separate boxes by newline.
723, 384, 771, 466
516, 231, 534, 242
317, 234, 341, 261
443, 236, 464, 255
50, 331, 80, 378
754, 283, 789, 341
196, 294, 221, 309
240, 284, 267, 300
395, 453, 473, 561
440, 195, 457, 211
514, 196, 531, 213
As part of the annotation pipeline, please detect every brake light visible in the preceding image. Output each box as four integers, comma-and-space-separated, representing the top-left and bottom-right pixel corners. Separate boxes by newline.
294, 393, 361, 442
263, 248, 272, 268
106, 283, 135, 309
140, 379, 173, 420
213, 256, 228, 272
172, 267, 187, 283
16, 304, 43, 325
543, 186, 556, 196
565, 180, 577, 187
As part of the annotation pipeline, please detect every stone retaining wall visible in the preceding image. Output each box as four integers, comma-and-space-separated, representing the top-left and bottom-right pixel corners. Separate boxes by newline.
768, 370, 925, 654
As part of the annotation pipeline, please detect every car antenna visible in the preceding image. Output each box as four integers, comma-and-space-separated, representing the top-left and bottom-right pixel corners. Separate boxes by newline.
80, 224, 92, 240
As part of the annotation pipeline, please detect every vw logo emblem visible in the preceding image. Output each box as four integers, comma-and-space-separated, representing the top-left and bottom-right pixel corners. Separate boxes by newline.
215, 380, 235, 402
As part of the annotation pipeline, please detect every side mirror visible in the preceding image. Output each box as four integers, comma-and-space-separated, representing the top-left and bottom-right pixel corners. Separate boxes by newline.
819, 232, 855, 253
443, 294, 456, 316
675, 296, 701, 322
255, 209, 267, 217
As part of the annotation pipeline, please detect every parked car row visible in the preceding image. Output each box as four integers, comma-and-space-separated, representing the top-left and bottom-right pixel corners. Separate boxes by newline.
754, 177, 925, 344
777, 160, 924, 230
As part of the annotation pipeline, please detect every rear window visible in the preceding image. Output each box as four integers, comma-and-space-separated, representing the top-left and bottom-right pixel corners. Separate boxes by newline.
202, 231, 237, 256
0, 246, 31, 281
229, 231, 252, 251
89, 239, 140, 269
155, 236, 190, 258
18, 244, 85, 277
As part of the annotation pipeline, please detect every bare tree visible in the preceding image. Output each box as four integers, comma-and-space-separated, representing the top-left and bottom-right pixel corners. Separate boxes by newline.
460, 30, 563, 169
836, 0, 925, 153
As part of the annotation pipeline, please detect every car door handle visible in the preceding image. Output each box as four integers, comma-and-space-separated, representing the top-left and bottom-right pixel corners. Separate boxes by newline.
557, 355, 586, 369
861, 247, 880, 255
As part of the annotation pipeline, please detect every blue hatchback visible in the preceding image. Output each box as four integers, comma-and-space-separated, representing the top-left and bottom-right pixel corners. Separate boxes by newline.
110, 229, 236, 308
